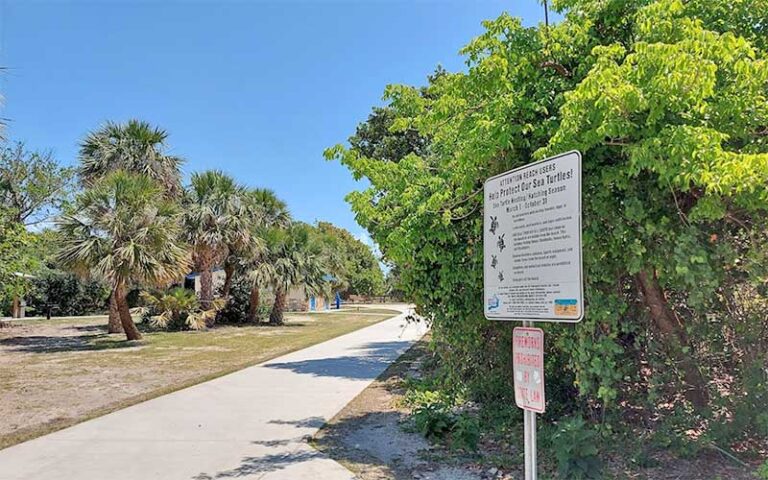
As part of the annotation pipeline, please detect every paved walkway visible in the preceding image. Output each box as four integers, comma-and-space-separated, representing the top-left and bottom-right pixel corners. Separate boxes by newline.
0, 305, 426, 480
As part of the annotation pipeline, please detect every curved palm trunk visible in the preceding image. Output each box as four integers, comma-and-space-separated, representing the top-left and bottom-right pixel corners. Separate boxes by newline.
269, 287, 286, 325
107, 289, 124, 334
115, 282, 142, 341
637, 270, 708, 409
247, 285, 261, 323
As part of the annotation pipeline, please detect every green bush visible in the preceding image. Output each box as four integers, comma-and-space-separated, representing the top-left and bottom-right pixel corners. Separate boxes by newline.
217, 276, 270, 324
27, 270, 110, 317
551, 417, 602, 480
412, 403, 454, 441
451, 413, 480, 451
140, 288, 221, 331
756, 459, 768, 480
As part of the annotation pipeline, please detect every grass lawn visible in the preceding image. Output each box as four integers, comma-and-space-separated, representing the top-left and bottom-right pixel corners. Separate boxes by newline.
0, 308, 400, 450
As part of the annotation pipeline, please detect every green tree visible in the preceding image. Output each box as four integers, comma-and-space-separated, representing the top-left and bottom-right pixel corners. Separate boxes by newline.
314, 222, 385, 296
57, 171, 189, 340
182, 170, 248, 313
79, 120, 183, 332
222, 187, 290, 299
240, 188, 291, 323
0, 209, 36, 315
79, 120, 183, 197
261, 223, 327, 325
0, 142, 76, 226
328, 0, 768, 434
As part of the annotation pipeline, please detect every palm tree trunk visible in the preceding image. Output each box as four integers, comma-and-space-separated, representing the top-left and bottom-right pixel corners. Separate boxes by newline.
115, 282, 142, 341
247, 285, 261, 323
199, 260, 214, 310
222, 262, 235, 298
269, 287, 286, 325
108, 289, 124, 334
637, 270, 708, 409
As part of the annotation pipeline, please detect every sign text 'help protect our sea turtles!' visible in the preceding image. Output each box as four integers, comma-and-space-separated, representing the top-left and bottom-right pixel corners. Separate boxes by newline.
483, 151, 584, 322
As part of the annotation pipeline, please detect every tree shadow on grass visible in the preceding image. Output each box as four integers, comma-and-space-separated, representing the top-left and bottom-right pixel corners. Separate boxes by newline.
0, 334, 138, 353
264, 340, 413, 381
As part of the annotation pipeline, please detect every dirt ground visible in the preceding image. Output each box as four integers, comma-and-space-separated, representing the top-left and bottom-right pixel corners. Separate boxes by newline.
0, 310, 398, 450
314, 339, 760, 480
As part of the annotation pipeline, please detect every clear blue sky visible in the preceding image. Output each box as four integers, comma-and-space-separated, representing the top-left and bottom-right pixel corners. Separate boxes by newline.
0, 0, 550, 243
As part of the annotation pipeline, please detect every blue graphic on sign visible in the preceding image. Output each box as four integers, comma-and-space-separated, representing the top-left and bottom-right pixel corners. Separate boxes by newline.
487, 295, 500, 311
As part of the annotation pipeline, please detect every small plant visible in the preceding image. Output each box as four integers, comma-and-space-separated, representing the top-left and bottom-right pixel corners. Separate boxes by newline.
140, 288, 223, 331
451, 413, 480, 451
412, 403, 454, 441
551, 417, 602, 480
756, 459, 768, 480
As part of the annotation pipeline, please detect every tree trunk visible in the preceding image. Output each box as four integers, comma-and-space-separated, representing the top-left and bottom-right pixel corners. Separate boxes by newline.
269, 287, 286, 325
107, 289, 124, 334
199, 264, 213, 310
637, 270, 709, 409
222, 262, 235, 298
115, 282, 142, 341
247, 285, 261, 323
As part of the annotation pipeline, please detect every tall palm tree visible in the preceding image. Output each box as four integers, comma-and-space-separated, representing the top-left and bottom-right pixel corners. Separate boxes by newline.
261, 223, 327, 325
221, 188, 291, 298
182, 170, 248, 313
57, 171, 189, 340
79, 119, 183, 333
230, 188, 292, 320
79, 120, 183, 196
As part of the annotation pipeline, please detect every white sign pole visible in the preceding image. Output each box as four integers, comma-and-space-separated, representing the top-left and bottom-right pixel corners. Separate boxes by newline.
522, 319, 538, 480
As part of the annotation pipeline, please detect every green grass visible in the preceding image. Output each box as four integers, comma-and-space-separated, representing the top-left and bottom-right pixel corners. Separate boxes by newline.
0, 310, 398, 450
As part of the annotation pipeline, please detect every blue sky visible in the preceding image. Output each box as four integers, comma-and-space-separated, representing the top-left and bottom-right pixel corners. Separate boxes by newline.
0, 0, 551, 244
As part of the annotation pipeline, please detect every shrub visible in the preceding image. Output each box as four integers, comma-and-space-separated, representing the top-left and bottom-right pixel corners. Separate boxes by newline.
217, 276, 271, 324
412, 403, 454, 441
551, 417, 602, 480
756, 459, 768, 480
27, 270, 110, 317
140, 288, 222, 331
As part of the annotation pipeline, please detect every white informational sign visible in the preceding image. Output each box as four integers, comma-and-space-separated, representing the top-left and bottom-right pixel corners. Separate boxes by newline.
513, 327, 545, 413
483, 151, 583, 322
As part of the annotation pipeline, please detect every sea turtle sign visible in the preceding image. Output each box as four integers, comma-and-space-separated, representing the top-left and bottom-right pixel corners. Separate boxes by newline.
483, 151, 583, 323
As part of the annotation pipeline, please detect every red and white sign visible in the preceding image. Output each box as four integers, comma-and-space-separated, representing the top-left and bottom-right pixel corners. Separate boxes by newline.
513, 327, 545, 413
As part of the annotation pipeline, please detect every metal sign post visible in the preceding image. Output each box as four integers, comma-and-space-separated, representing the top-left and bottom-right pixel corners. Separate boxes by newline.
483, 151, 583, 480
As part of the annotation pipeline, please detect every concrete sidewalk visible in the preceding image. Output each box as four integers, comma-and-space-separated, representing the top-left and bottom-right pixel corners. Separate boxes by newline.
0, 306, 426, 480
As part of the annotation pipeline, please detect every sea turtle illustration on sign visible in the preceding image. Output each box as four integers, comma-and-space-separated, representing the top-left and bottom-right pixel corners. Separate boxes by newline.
489, 215, 499, 235
497, 233, 506, 252
498, 270, 504, 282
491, 254, 498, 269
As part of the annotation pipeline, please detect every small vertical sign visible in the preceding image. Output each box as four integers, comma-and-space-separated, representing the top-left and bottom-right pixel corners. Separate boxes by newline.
513, 327, 545, 413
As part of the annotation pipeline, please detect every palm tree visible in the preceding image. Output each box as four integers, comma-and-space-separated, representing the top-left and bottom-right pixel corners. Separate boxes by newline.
79, 119, 183, 333
226, 188, 292, 321
57, 171, 189, 340
182, 170, 248, 314
79, 120, 183, 196
261, 224, 327, 325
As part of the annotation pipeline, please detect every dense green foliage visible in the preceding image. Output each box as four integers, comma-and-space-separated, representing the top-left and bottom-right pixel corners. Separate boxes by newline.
0, 211, 36, 312
27, 270, 110, 317
313, 221, 384, 296
328, 0, 768, 453
0, 142, 75, 226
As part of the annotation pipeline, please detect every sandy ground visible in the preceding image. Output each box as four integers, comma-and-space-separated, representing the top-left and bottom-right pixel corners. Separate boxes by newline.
314, 339, 759, 480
